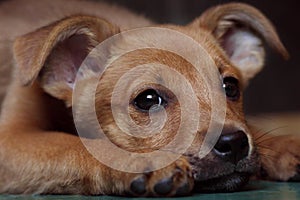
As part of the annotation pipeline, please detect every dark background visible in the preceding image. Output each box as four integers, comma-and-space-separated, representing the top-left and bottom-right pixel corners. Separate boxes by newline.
101, 0, 300, 115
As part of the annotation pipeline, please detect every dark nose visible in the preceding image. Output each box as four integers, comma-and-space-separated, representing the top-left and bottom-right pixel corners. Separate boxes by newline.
213, 131, 249, 164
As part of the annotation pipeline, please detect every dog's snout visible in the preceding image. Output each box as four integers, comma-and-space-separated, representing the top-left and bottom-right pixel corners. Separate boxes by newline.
213, 131, 249, 164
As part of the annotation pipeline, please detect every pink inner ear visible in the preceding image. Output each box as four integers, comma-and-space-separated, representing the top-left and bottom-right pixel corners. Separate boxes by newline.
67, 35, 90, 73
220, 28, 265, 81
41, 34, 91, 88
219, 27, 266, 85
221, 28, 263, 62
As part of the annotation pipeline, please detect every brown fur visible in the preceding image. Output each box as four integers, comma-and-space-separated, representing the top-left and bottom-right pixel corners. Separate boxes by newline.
0, 0, 299, 196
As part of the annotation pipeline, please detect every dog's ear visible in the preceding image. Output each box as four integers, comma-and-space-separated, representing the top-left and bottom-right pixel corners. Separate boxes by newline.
190, 3, 289, 85
14, 15, 119, 104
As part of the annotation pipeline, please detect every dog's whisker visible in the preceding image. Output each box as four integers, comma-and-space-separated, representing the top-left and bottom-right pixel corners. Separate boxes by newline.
256, 145, 279, 154
258, 152, 275, 158
258, 152, 277, 161
255, 126, 288, 143
256, 134, 284, 145
253, 128, 269, 141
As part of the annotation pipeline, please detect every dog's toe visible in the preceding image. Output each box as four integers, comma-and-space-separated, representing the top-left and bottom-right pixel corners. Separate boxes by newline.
150, 158, 194, 196
130, 176, 147, 195
154, 177, 173, 195
175, 182, 191, 196
153, 175, 190, 196
127, 157, 193, 196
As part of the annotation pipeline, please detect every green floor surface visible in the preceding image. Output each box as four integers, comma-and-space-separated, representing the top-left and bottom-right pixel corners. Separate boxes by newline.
0, 181, 299, 200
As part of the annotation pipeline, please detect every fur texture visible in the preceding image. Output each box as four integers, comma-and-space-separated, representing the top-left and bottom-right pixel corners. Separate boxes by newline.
0, 0, 299, 196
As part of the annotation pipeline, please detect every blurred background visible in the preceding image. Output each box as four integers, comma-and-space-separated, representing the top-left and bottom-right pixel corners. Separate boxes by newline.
100, 0, 300, 115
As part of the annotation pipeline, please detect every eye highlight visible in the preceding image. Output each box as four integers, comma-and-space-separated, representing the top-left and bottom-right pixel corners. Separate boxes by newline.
134, 89, 166, 111
223, 77, 240, 101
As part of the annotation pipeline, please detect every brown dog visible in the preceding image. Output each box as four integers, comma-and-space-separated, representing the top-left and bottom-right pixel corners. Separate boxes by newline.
0, 0, 299, 196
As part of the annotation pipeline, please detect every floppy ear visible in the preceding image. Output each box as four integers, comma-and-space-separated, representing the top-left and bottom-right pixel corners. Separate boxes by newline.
190, 3, 289, 86
13, 15, 119, 105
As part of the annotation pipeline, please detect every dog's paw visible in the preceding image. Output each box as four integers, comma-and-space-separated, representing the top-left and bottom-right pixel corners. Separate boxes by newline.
258, 135, 300, 181
128, 157, 194, 197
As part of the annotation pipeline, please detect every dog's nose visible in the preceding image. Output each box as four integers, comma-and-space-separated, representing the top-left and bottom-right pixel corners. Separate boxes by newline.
213, 131, 249, 164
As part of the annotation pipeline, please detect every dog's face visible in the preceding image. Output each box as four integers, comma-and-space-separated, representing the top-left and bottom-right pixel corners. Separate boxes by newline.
13, 3, 288, 192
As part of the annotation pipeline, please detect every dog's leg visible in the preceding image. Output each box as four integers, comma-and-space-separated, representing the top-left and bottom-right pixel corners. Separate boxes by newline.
0, 130, 106, 194
0, 129, 193, 196
0, 15, 194, 196
253, 132, 300, 181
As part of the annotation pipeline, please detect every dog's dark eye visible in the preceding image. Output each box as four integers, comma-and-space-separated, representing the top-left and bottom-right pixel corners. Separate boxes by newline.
223, 77, 240, 101
134, 89, 166, 111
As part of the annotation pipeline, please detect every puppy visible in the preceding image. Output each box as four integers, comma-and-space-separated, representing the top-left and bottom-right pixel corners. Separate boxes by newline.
0, 0, 299, 196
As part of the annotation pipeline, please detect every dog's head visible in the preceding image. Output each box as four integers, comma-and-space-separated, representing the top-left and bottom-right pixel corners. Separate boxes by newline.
13, 3, 288, 192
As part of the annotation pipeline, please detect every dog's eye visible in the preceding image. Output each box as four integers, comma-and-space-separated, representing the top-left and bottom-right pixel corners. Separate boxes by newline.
134, 89, 166, 111
223, 77, 240, 101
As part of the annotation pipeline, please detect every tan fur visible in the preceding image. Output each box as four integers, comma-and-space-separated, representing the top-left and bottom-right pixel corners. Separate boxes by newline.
248, 113, 300, 181
0, 0, 299, 196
